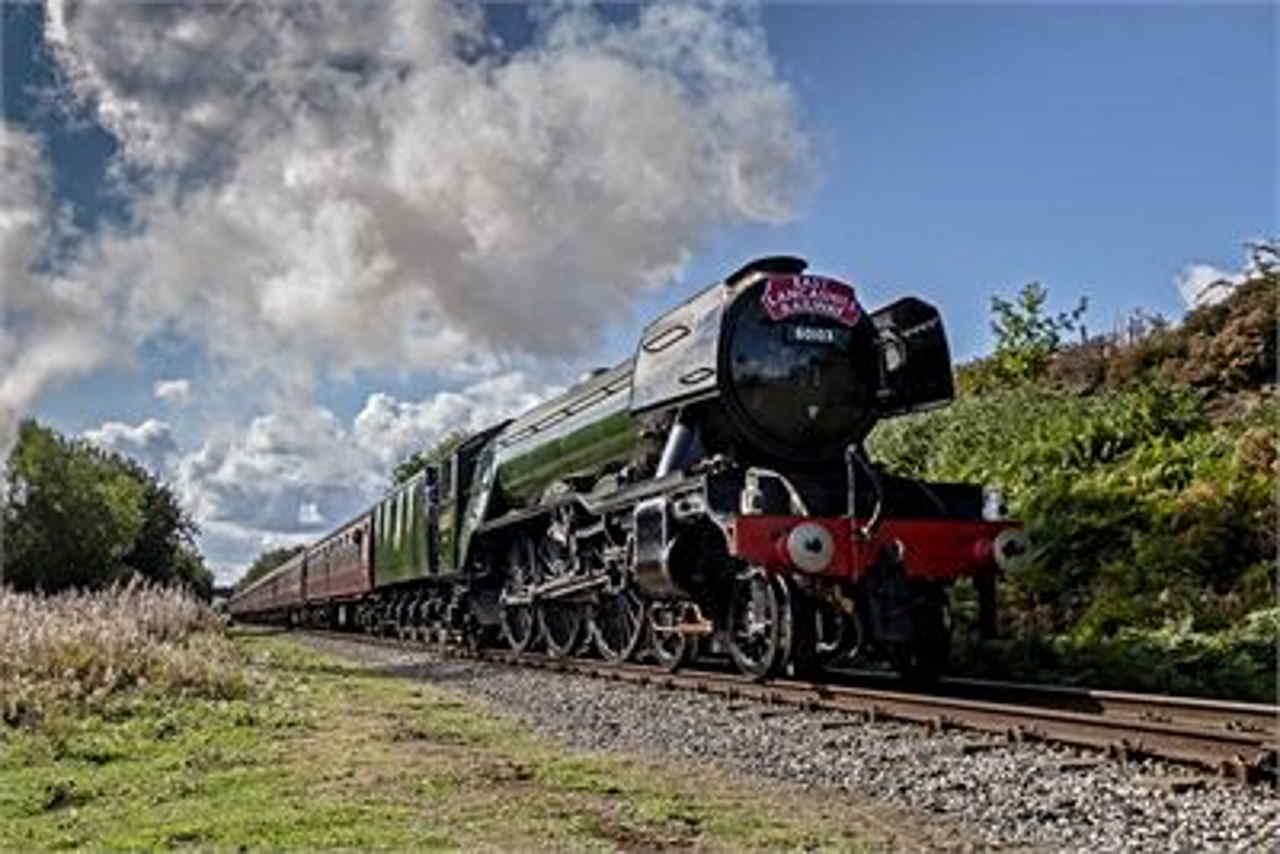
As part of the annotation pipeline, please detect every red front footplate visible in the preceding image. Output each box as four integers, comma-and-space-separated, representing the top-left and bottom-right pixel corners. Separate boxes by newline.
728, 515, 1022, 582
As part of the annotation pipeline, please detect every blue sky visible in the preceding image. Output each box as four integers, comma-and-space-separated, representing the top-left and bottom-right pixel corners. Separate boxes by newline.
679, 3, 1276, 347
2, 2, 1274, 578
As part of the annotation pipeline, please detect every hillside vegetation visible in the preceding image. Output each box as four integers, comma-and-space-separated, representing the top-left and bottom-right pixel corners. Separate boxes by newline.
870, 242, 1277, 700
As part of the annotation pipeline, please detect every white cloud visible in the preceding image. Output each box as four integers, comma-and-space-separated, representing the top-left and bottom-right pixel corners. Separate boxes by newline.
14, 2, 813, 578
0, 125, 119, 468
42, 0, 811, 396
153, 378, 192, 406
83, 418, 179, 475
174, 406, 380, 538
1175, 263, 1245, 309
353, 371, 554, 468
199, 522, 312, 587
298, 502, 324, 527
176, 372, 555, 572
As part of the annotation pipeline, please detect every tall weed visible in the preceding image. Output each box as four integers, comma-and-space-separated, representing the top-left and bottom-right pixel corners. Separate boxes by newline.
0, 579, 250, 727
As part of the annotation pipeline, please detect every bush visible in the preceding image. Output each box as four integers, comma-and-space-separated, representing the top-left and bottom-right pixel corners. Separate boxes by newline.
952, 610, 1278, 701
957, 282, 1087, 395
869, 374, 1276, 697
885, 248, 1279, 698
0, 580, 250, 728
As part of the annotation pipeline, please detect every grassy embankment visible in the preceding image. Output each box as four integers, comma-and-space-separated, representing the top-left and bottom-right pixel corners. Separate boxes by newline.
1, 585, 901, 851
870, 264, 1278, 701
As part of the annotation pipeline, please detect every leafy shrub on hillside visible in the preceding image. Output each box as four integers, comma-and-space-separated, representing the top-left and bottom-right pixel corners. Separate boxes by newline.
872, 383, 1212, 495
871, 384, 1274, 632
958, 283, 1087, 395
0, 580, 249, 728
953, 608, 1278, 700
1103, 272, 1277, 393
872, 286, 1276, 700
961, 242, 1277, 402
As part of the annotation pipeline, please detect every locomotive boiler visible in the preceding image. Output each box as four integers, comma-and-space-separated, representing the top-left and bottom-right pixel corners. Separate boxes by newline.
230, 256, 1026, 680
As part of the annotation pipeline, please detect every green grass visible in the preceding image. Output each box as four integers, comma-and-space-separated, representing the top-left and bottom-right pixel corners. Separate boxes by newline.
1, 631, 906, 851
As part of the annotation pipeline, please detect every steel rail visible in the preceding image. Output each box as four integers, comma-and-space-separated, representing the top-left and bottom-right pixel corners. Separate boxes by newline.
482, 651, 1276, 782
830, 670, 1278, 736
292, 629, 1278, 784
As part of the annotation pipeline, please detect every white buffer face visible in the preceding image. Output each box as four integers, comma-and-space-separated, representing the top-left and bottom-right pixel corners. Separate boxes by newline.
993, 528, 1031, 573
786, 523, 835, 573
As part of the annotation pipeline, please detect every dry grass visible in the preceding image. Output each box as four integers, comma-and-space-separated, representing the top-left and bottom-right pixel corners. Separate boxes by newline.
0, 579, 250, 727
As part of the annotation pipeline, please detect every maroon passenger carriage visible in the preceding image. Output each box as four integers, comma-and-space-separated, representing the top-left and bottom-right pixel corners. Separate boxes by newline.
228, 514, 374, 628
299, 515, 374, 628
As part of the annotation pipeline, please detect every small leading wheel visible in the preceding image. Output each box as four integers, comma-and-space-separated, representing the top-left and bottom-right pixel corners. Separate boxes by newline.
539, 602, 585, 658
591, 588, 646, 663
414, 599, 432, 644
813, 604, 866, 669
725, 566, 790, 680
647, 602, 697, 671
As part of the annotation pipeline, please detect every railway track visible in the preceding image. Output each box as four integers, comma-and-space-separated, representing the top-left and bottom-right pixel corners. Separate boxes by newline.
295, 628, 1279, 784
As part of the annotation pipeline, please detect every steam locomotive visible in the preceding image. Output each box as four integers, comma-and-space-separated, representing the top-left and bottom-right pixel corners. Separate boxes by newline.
229, 256, 1027, 679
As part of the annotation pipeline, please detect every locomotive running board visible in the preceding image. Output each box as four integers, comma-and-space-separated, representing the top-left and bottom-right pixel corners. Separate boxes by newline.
500, 573, 607, 605
476, 470, 695, 533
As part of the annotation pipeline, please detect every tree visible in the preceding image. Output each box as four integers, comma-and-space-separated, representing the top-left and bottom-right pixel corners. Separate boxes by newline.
113, 453, 201, 586
391, 430, 470, 486
236, 544, 306, 591
1, 419, 209, 594
989, 283, 1088, 384
3, 421, 145, 591
172, 545, 215, 601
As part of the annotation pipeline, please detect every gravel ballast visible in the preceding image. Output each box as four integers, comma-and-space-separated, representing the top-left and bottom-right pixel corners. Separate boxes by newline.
293, 634, 1277, 852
